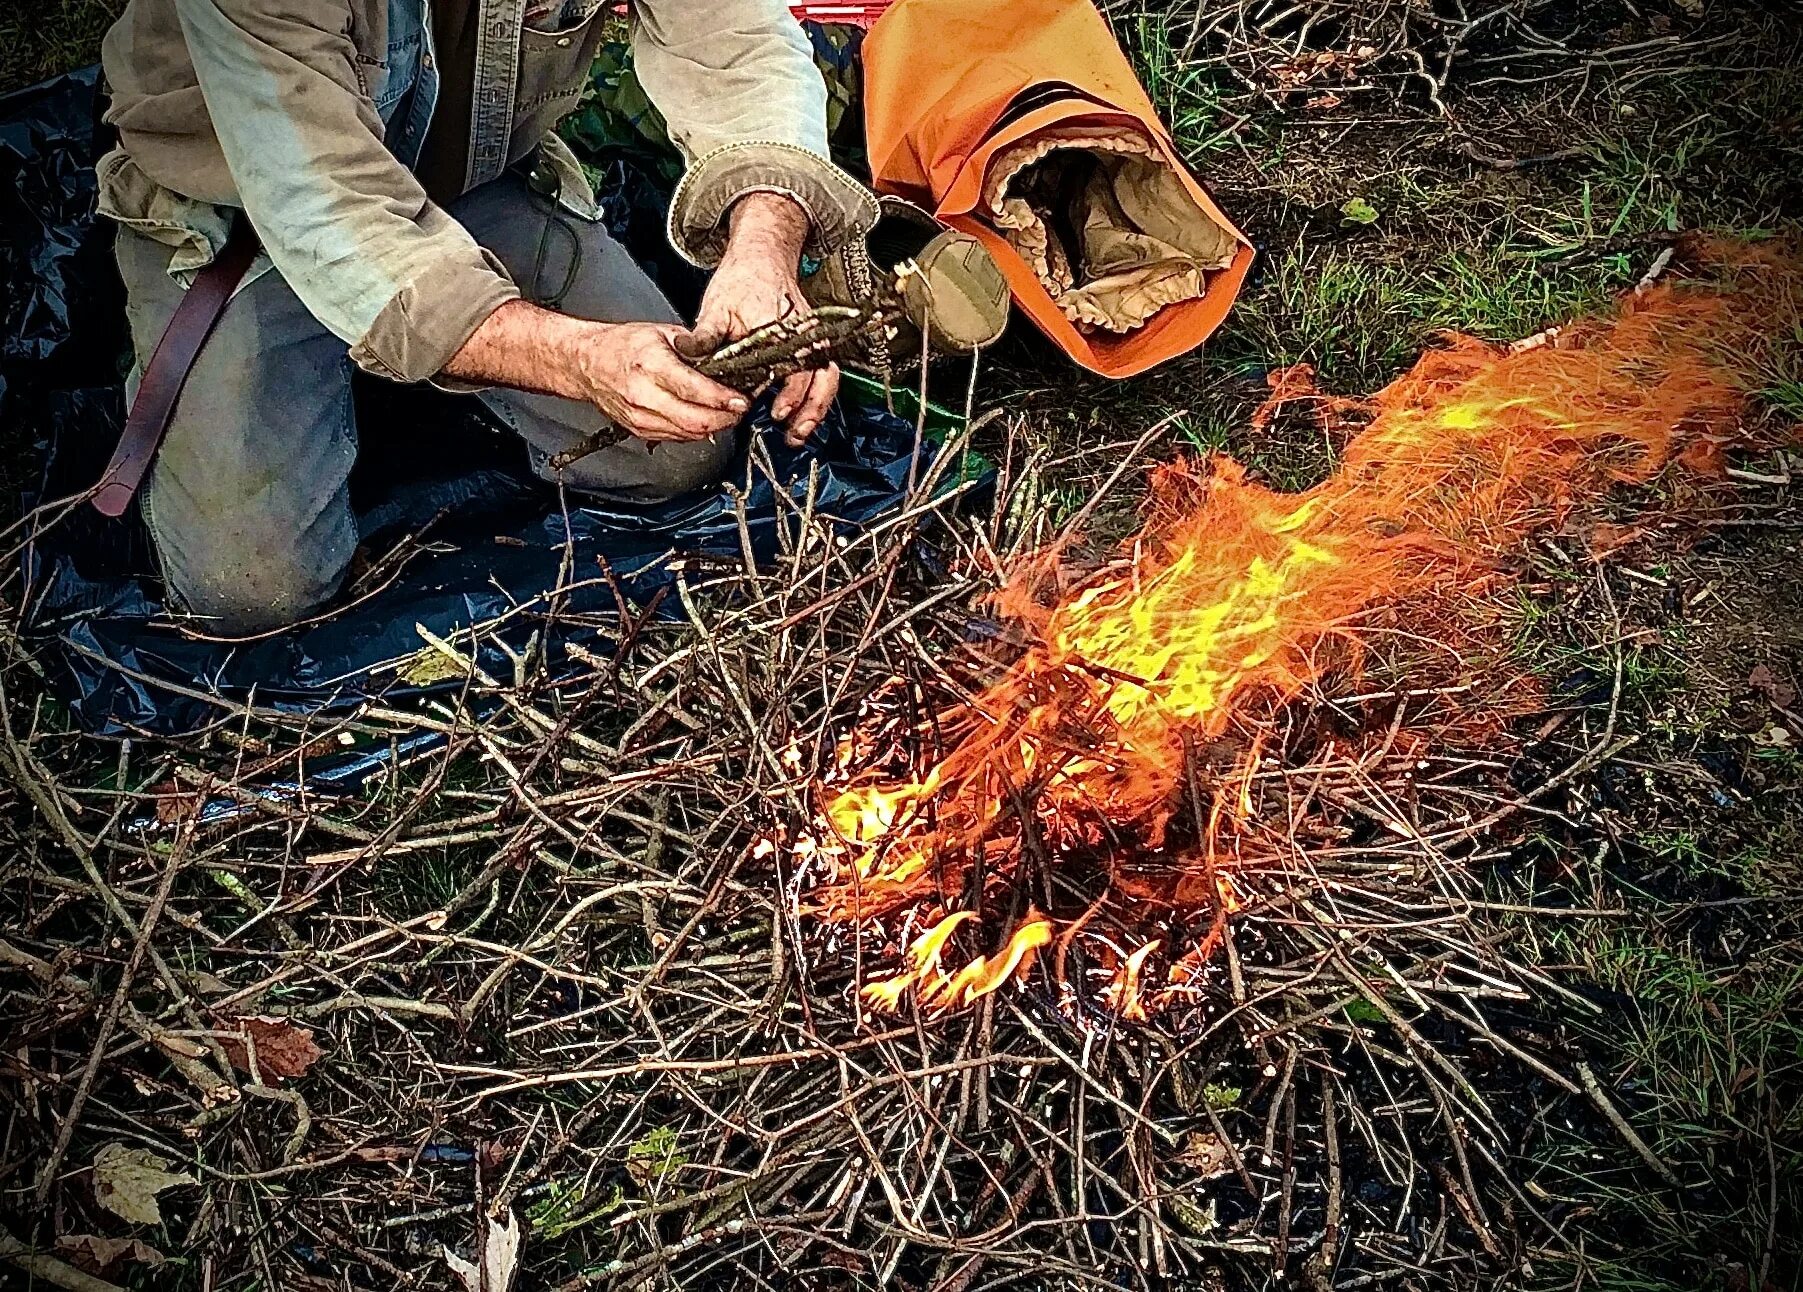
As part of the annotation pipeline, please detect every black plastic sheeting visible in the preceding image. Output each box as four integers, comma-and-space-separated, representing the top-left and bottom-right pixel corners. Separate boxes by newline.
5, 68, 963, 741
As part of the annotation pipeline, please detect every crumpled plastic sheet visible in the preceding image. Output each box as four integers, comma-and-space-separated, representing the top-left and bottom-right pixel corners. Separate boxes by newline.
5, 68, 972, 749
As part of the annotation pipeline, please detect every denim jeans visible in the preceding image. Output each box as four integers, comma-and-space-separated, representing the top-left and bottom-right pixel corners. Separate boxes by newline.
116, 174, 732, 633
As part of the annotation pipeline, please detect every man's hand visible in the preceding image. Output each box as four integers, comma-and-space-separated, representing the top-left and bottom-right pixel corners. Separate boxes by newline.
694, 192, 836, 449
443, 301, 746, 443
569, 321, 746, 442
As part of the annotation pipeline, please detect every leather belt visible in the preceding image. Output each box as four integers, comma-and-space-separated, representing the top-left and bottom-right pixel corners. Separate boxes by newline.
92, 217, 261, 518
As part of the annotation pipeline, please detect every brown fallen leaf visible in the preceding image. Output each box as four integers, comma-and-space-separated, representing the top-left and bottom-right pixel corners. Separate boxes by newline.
145, 778, 204, 826
216, 1015, 325, 1084
1749, 662, 1797, 711
1175, 1130, 1234, 1178
56, 1233, 167, 1274
91, 1143, 194, 1226
348, 1145, 417, 1164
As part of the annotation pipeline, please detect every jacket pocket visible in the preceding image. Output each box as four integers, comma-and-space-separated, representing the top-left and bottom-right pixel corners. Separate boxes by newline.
510, 8, 611, 158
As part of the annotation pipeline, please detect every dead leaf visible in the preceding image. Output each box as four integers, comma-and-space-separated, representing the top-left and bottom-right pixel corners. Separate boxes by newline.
1749, 663, 1796, 711
1175, 1130, 1234, 1178
145, 779, 204, 826
56, 1233, 166, 1274
1167, 1193, 1218, 1236
1304, 93, 1342, 111
1582, 520, 1643, 558
1679, 435, 1729, 475
178, 968, 232, 997
91, 1143, 194, 1226
401, 647, 470, 686
479, 1137, 516, 1173
401, 623, 475, 686
444, 1209, 521, 1292
216, 1015, 325, 1084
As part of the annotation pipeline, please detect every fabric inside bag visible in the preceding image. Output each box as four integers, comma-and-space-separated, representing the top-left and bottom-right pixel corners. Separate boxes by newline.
981, 122, 1238, 333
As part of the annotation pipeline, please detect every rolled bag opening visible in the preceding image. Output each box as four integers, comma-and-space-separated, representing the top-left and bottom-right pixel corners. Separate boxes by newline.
982, 120, 1240, 335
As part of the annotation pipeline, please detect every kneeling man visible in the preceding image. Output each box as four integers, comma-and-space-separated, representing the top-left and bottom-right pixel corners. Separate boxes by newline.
99, 0, 875, 631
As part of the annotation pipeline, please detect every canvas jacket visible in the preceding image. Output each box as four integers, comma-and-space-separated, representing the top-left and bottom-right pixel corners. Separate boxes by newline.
97, 0, 877, 384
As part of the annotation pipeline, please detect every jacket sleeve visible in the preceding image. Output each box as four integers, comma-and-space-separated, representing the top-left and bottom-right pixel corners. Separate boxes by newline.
630, 0, 876, 266
170, 0, 520, 383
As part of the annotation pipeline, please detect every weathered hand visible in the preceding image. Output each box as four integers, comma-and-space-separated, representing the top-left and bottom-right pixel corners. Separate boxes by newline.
571, 320, 747, 443
693, 193, 838, 449
442, 301, 747, 444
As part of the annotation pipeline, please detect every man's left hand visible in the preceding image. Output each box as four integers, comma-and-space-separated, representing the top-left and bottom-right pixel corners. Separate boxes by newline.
692, 192, 836, 449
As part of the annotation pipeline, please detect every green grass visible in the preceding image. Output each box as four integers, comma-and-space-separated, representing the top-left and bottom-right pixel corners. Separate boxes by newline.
1118, 10, 1236, 155
1524, 910, 1803, 1281
1216, 242, 1630, 391
0, 0, 125, 94
1493, 546, 1803, 1288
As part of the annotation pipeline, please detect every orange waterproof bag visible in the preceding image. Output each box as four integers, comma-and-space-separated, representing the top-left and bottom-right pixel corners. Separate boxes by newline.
861, 0, 1254, 378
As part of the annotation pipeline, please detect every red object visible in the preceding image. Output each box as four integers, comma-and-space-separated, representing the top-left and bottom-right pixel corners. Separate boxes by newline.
788, 1, 892, 22
611, 2, 896, 25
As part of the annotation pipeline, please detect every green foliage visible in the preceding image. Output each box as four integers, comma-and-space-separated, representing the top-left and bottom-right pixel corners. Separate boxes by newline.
1201, 1082, 1242, 1111
529, 1178, 624, 1240
626, 1124, 687, 1188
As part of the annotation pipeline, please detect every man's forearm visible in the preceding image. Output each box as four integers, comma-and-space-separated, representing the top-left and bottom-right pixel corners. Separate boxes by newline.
724, 192, 811, 271
444, 299, 747, 443
442, 298, 595, 397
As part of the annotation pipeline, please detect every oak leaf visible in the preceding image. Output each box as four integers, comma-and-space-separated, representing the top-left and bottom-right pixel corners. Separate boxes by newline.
56, 1233, 167, 1274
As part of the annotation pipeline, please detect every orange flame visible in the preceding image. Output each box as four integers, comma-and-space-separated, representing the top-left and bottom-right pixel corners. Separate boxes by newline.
1100, 939, 1162, 1022
862, 911, 1053, 1012
806, 244, 1801, 1017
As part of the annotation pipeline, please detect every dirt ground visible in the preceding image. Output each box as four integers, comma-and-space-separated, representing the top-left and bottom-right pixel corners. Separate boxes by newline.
2, 2, 1801, 1290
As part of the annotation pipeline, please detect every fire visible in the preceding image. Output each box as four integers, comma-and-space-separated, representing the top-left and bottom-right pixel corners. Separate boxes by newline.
798, 243, 1800, 1018
1100, 939, 1162, 1022
861, 910, 1053, 1012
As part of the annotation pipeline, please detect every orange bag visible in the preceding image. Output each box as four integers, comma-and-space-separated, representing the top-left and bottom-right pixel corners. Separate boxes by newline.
861, 0, 1254, 378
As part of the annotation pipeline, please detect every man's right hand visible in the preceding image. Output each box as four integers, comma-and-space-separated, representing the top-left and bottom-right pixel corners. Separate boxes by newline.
442, 300, 746, 443
568, 321, 746, 442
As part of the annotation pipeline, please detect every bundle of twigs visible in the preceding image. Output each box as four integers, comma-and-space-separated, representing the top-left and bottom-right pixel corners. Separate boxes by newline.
690, 305, 898, 395
548, 306, 897, 471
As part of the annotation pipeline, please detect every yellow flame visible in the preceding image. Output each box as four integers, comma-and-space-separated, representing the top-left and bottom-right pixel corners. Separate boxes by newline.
1053, 534, 1343, 732
860, 974, 913, 1010
1101, 938, 1162, 1022
825, 781, 924, 844
809, 245, 1803, 1019
859, 910, 976, 1010
861, 911, 1052, 1012
930, 915, 1054, 1008
906, 909, 976, 973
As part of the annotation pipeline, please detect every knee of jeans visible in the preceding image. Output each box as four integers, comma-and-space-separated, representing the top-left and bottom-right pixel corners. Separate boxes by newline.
598, 433, 736, 501
159, 544, 348, 635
